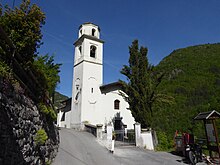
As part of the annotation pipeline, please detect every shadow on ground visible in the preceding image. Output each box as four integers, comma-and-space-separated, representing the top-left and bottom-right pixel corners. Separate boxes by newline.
169, 151, 191, 164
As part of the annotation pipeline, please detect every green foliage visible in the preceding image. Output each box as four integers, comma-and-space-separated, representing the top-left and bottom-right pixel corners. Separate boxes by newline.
34, 129, 48, 146
153, 43, 220, 150
0, 0, 45, 65
45, 160, 51, 165
48, 106, 57, 121
0, 61, 11, 78
127, 129, 135, 142
38, 103, 57, 121
120, 40, 174, 128
33, 54, 61, 97
0, 1, 61, 103
0, 61, 19, 88
156, 131, 173, 151
39, 103, 49, 114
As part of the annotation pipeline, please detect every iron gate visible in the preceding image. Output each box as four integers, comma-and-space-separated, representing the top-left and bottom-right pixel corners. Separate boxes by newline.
114, 129, 135, 147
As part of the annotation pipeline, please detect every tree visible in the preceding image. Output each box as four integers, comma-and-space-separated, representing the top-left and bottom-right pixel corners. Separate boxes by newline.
0, 1, 61, 101
120, 40, 173, 128
33, 54, 61, 97
0, 0, 45, 65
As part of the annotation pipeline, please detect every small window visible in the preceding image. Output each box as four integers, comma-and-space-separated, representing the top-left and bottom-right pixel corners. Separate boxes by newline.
79, 46, 82, 54
92, 28, 96, 36
114, 100, 120, 110
91, 88, 93, 93
90, 45, 96, 58
80, 29, 82, 35
76, 85, 79, 90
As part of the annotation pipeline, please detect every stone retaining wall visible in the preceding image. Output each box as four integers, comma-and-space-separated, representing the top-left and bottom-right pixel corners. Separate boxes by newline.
0, 78, 59, 165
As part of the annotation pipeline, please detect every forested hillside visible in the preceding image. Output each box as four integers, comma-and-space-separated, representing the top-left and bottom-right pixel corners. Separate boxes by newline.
153, 43, 220, 148
54, 91, 68, 109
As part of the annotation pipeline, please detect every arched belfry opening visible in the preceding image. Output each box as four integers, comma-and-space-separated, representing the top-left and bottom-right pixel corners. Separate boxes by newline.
90, 45, 96, 58
92, 28, 96, 36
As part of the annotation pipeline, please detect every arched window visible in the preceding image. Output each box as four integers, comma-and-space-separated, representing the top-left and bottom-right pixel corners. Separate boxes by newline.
92, 28, 96, 36
114, 100, 120, 110
90, 45, 96, 58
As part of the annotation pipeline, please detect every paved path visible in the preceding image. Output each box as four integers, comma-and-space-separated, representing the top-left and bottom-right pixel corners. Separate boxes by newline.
53, 128, 206, 165
53, 128, 121, 165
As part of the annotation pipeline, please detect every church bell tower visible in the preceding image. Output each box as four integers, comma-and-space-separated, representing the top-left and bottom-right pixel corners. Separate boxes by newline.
70, 23, 104, 128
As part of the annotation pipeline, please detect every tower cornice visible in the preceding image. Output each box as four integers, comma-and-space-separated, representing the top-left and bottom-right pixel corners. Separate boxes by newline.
74, 34, 104, 46
79, 22, 101, 32
74, 59, 103, 67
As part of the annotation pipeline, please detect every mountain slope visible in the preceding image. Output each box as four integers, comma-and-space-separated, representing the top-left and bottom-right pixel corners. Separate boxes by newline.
153, 43, 220, 142
54, 91, 69, 109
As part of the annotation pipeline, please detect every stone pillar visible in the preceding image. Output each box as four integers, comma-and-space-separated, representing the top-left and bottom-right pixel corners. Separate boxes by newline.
134, 122, 141, 147
96, 124, 103, 139
107, 124, 113, 152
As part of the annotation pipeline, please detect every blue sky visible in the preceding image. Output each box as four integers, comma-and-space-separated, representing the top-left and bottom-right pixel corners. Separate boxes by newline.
2, 0, 220, 97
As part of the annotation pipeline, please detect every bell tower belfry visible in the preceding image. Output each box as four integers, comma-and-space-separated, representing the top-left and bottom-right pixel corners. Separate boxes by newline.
70, 23, 104, 129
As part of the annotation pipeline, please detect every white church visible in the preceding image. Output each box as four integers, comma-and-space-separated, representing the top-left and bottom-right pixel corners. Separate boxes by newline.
57, 23, 135, 131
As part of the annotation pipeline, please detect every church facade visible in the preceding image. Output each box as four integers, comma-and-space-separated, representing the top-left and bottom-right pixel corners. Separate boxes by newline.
57, 23, 135, 130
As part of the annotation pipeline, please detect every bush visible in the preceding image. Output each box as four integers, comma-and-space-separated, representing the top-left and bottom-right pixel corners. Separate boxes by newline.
38, 103, 57, 121
0, 61, 12, 79
39, 103, 49, 114
156, 131, 173, 151
34, 129, 48, 146
48, 106, 57, 121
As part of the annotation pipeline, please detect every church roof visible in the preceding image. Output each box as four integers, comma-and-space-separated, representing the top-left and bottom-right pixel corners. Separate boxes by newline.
100, 81, 122, 92
79, 22, 101, 32
58, 98, 72, 112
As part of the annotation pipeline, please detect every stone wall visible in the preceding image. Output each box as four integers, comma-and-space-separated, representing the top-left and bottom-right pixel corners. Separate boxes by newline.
0, 78, 59, 165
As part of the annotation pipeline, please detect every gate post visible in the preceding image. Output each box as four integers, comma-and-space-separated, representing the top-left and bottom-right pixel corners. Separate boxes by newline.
96, 124, 103, 139
107, 124, 113, 152
134, 122, 141, 147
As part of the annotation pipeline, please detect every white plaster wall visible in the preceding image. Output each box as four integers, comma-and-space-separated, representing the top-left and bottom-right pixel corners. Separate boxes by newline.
79, 23, 100, 38
65, 111, 71, 128
83, 38, 103, 64
57, 111, 71, 128
71, 63, 83, 127
80, 61, 103, 124
71, 24, 103, 128
69, 23, 135, 130
57, 110, 62, 127
140, 132, 154, 150
100, 89, 135, 129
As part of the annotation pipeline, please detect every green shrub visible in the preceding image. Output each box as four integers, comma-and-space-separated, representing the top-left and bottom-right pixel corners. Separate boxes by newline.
156, 131, 173, 151
38, 103, 57, 121
48, 106, 57, 121
34, 129, 48, 146
46, 160, 51, 165
127, 129, 135, 141
39, 103, 49, 114
0, 61, 12, 79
